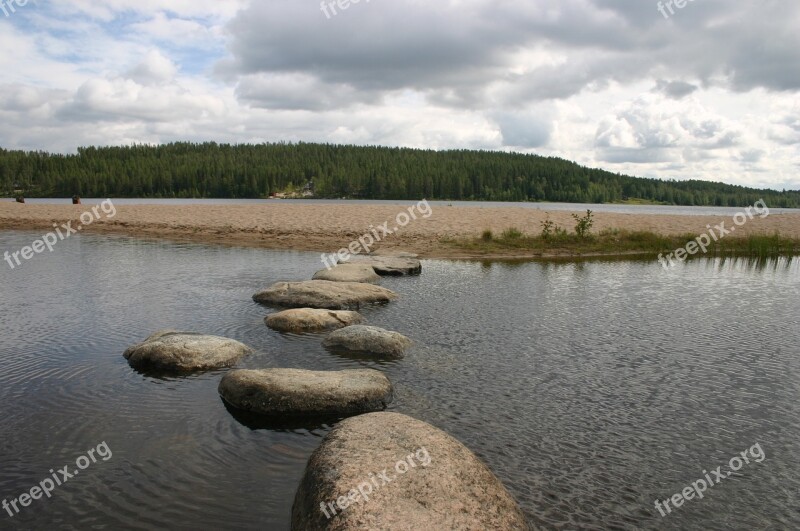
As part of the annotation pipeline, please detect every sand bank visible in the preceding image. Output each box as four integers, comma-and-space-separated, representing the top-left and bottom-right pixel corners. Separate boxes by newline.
1, 202, 798, 259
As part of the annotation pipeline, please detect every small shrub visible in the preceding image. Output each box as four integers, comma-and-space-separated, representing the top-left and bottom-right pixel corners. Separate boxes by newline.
481, 229, 494, 241
540, 218, 557, 239
572, 209, 595, 238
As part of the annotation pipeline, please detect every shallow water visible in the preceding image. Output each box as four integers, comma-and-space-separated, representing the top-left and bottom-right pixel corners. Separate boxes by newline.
1, 231, 798, 530
5, 197, 800, 216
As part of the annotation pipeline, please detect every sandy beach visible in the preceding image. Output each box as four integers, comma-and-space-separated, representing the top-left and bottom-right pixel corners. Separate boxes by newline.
1, 202, 798, 259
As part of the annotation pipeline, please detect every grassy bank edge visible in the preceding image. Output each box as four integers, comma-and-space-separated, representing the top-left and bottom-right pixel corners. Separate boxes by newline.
443, 228, 800, 261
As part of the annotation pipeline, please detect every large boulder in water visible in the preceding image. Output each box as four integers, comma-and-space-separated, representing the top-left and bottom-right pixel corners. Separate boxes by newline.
265, 308, 365, 333
323, 325, 411, 360
123, 330, 251, 373
253, 280, 397, 310
291, 412, 529, 530
218, 368, 393, 417
346, 255, 422, 276
313, 264, 381, 284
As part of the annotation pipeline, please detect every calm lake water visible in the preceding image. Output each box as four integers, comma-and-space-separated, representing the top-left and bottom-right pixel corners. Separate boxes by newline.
5, 197, 800, 216
1, 231, 798, 530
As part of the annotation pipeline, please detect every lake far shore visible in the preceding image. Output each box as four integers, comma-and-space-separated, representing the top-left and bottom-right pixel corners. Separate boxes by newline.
2, 202, 799, 260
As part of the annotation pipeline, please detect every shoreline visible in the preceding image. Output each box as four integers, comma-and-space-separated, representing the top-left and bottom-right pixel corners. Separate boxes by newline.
2, 203, 799, 261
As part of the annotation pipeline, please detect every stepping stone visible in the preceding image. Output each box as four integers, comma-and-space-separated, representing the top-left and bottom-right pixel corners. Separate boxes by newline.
265, 308, 364, 333
323, 325, 411, 360
218, 368, 393, 417
253, 280, 397, 310
313, 263, 381, 284
123, 330, 251, 373
346, 255, 422, 276
291, 412, 529, 530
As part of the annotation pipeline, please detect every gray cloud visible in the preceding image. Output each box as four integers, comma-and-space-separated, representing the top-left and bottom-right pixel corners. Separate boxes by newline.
594, 95, 743, 164
768, 114, 800, 146
3, 0, 800, 190
235, 73, 377, 111
493, 111, 552, 148
654, 80, 698, 99
218, 1, 800, 111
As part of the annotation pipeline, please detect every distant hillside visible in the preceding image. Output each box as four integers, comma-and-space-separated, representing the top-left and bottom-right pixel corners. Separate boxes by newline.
2, 142, 798, 207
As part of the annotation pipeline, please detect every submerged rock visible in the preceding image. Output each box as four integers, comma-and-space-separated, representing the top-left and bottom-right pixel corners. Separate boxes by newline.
123, 330, 251, 373
347, 255, 422, 276
291, 412, 529, 530
322, 325, 411, 360
313, 264, 381, 284
265, 308, 365, 333
253, 280, 397, 310
218, 368, 393, 417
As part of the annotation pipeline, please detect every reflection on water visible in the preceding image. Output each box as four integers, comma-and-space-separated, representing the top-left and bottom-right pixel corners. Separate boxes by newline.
1, 230, 798, 530
711, 254, 795, 272
221, 401, 345, 433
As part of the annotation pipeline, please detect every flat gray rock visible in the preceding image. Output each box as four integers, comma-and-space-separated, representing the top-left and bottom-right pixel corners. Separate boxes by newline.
346, 255, 422, 276
313, 264, 381, 284
266, 308, 365, 333
323, 325, 412, 360
253, 280, 397, 310
218, 368, 393, 417
123, 330, 251, 373
291, 412, 529, 530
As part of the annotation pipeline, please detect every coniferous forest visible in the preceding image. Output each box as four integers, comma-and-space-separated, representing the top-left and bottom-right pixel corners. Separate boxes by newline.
1, 142, 798, 207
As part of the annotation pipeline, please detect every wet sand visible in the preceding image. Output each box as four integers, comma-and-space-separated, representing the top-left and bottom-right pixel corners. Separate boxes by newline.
1, 202, 798, 259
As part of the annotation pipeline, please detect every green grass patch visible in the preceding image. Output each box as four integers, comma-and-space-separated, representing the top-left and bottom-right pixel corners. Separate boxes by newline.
450, 228, 800, 259
501, 227, 524, 240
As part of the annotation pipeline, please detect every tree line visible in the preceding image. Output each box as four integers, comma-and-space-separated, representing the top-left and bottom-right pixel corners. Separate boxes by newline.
1, 142, 798, 207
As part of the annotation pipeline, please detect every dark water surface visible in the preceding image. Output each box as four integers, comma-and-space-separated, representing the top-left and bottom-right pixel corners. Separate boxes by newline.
1, 231, 798, 530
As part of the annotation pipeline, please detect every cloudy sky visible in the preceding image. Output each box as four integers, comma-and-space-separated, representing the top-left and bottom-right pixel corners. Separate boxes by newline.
2, 0, 799, 190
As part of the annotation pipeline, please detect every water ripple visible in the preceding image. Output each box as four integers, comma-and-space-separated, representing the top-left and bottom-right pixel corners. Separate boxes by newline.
0, 232, 798, 530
